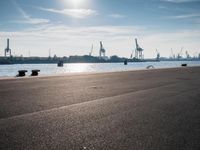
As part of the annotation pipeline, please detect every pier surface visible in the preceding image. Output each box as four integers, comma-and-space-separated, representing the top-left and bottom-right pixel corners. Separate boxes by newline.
0, 67, 200, 150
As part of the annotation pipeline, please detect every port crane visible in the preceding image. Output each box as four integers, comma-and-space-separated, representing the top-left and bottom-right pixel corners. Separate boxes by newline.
134, 38, 144, 59
99, 41, 106, 58
5, 39, 12, 57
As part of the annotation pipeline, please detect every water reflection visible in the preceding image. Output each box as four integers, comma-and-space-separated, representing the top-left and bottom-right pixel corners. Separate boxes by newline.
65, 63, 91, 73
0, 61, 200, 77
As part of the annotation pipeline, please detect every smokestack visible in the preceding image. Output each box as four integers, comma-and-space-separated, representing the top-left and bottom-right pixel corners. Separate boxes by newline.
100, 41, 103, 49
7, 38, 9, 49
135, 38, 138, 48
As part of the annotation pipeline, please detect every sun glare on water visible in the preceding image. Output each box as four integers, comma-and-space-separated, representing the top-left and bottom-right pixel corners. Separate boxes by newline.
65, 63, 91, 73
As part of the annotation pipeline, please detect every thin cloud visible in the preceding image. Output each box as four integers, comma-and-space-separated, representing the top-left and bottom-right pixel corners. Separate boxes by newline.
14, 18, 49, 25
39, 7, 98, 19
168, 13, 200, 19
109, 13, 126, 19
163, 0, 200, 3
13, 1, 49, 25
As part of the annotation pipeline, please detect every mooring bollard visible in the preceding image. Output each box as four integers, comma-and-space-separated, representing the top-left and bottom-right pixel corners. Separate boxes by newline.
17, 70, 28, 77
181, 64, 187, 67
31, 70, 40, 76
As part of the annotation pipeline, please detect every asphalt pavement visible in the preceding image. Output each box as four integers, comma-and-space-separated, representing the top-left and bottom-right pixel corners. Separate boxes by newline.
0, 67, 200, 150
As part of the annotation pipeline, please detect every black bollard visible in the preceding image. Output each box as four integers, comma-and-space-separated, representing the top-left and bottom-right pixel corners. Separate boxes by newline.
31, 70, 40, 76
181, 64, 187, 67
17, 70, 28, 77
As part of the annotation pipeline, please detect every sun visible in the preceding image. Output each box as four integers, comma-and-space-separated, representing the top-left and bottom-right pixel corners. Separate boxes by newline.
72, 0, 83, 5
63, 0, 87, 8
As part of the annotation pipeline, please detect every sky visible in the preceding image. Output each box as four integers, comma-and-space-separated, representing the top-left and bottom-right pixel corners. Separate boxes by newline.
0, 0, 200, 58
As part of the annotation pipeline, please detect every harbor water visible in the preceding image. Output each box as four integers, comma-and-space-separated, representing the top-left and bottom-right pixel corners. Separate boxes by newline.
0, 61, 200, 77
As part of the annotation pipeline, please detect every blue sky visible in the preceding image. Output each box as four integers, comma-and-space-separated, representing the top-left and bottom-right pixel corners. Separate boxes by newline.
0, 0, 200, 58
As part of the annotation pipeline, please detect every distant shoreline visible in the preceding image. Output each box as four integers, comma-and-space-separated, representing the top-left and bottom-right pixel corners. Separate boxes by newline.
0, 60, 200, 65
1, 55, 200, 65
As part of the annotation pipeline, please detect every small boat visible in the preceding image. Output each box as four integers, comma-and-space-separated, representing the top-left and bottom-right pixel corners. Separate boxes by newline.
57, 60, 64, 67
124, 59, 128, 65
146, 65, 155, 69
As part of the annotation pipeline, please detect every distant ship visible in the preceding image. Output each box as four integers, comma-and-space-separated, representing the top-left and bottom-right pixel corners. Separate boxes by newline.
124, 59, 128, 65
57, 60, 64, 67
